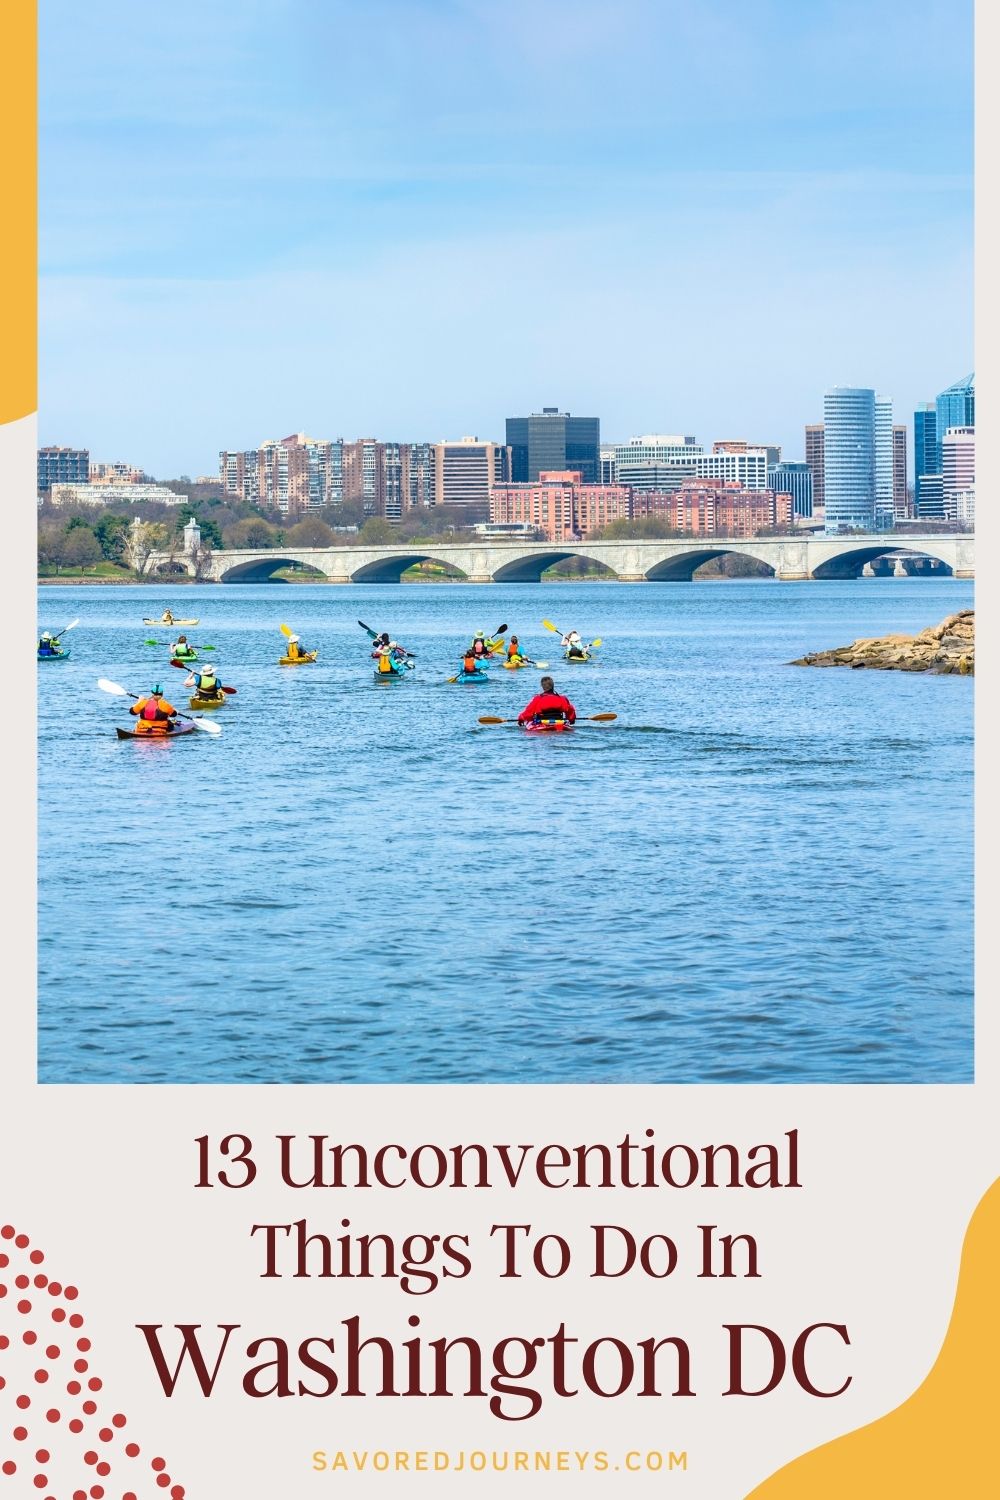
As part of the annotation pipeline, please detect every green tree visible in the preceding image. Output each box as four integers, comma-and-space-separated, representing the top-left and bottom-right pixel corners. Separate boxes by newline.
38, 521, 67, 571
65, 513, 92, 532
93, 513, 130, 562
61, 526, 102, 569
285, 517, 337, 548
358, 517, 395, 546
223, 517, 280, 549
175, 506, 222, 548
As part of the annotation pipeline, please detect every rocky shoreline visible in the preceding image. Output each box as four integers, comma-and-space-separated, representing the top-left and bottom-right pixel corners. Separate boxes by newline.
791, 610, 974, 675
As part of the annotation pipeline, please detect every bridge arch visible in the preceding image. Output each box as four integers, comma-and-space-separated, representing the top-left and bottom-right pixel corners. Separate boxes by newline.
490, 549, 619, 583
644, 547, 776, 582
217, 554, 325, 582
811, 542, 954, 580
349, 552, 470, 583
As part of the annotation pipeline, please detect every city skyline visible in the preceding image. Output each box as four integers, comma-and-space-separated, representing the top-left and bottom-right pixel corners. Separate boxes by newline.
39, 0, 972, 476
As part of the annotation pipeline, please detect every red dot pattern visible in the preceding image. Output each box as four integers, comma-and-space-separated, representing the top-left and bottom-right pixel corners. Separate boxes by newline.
0, 1222, 186, 1497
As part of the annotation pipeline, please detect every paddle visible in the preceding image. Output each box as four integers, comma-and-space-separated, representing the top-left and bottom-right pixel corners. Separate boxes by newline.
97, 678, 222, 734
53, 618, 79, 641
170, 660, 237, 693
145, 640, 215, 649
478, 713, 617, 725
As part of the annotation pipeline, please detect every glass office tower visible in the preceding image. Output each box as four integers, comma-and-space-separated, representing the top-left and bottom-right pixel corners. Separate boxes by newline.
506, 408, 600, 483
823, 387, 875, 532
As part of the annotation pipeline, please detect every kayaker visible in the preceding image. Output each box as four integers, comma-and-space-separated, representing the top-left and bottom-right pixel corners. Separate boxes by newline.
285, 633, 312, 661
506, 634, 530, 665
184, 663, 222, 702
561, 630, 588, 660
38, 631, 59, 658
161, 610, 175, 625
374, 645, 403, 676
518, 676, 576, 726
469, 631, 491, 661
371, 634, 411, 663
130, 684, 177, 735
459, 649, 485, 678
171, 634, 194, 657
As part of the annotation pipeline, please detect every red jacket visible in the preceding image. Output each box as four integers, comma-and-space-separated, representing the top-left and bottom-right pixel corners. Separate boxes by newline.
518, 692, 576, 724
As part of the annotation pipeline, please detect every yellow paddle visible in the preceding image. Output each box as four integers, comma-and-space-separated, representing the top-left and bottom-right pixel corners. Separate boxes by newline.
478, 713, 617, 725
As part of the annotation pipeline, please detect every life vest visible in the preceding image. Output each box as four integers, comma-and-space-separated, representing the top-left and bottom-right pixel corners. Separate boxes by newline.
194, 672, 218, 695
507, 642, 519, 658
133, 696, 175, 733
377, 653, 395, 673
462, 654, 478, 674
472, 640, 488, 657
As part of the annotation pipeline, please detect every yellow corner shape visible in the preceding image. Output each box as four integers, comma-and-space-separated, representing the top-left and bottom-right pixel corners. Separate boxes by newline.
0, 0, 37, 423
748, 1175, 1000, 1497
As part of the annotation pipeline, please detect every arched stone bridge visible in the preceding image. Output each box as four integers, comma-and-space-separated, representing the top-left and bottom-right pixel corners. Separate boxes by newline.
146, 533, 975, 584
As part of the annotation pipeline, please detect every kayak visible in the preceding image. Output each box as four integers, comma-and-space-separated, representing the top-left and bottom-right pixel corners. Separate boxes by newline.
115, 722, 197, 740
373, 667, 408, 681
502, 658, 532, 670
563, 652, 594, 663
279, 651, 318, 665
143, 617, 199, 626
453, 669, 490, 683
173, 650, 198, 662
522, 718, 573, 733
189, 694, 224, 710
38, 648, 70, 661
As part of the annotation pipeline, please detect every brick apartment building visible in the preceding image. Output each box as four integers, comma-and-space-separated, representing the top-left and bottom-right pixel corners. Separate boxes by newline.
489, 470, 631, 540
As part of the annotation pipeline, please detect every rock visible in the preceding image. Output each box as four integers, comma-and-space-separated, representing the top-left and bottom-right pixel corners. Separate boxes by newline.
791, 611, 974, 675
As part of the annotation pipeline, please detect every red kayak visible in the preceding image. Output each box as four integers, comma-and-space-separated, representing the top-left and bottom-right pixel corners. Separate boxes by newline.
521, 719, 573, 734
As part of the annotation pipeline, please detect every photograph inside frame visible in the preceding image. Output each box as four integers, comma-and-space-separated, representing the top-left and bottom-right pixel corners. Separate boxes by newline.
35, 0, 973, 1086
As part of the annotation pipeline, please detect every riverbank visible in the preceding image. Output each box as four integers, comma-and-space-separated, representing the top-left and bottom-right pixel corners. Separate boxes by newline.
791, 609, 974, 674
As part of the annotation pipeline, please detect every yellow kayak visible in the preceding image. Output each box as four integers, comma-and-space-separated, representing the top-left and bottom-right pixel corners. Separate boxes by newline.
502, 657, 531, 669
279, 651, 318, 666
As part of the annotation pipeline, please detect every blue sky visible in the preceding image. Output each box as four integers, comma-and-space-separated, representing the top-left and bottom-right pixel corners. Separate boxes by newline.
40, 0, 973, 477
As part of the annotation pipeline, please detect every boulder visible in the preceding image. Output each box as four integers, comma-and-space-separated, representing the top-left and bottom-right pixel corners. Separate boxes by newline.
791, 611, 974, 675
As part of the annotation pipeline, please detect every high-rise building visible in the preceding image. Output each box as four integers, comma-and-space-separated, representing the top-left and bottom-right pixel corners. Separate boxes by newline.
892, 425, 909, 521
954, 488, 975, 527
490, 470, 629, 541
804, 424, 825, 515
916, 473, 945, 520
38, 446, 90, 493
615, 437, 766, 491
405, 442, 435, 511
506, 409, 600, 484
913, 404, 938, 517
767, 462, 813, 518
343, 439, 385, 516
432, 437, 507, 514
941, 427, 975, 521
220, 436, 344, 514
874, 396, 895, 530
823, 388, 875, 532
599, 445, 617, 484
935, 374, 974, 468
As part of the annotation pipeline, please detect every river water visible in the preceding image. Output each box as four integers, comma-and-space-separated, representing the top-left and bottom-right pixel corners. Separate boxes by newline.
37, 578, 973, 1085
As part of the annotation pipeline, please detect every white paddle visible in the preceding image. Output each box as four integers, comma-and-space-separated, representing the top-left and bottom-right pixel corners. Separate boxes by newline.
97, 678, 222, 734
